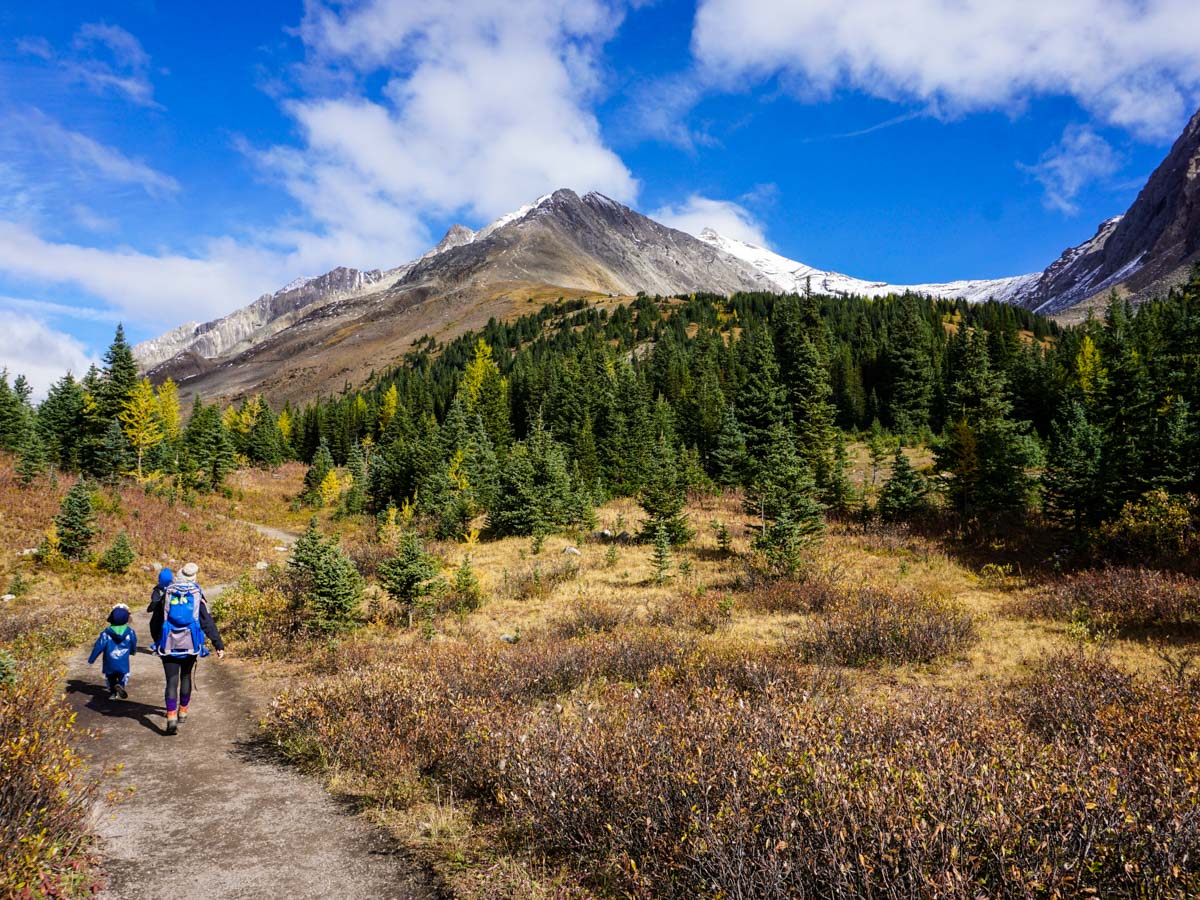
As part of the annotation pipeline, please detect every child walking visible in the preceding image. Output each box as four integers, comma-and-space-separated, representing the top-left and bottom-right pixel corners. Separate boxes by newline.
88, 603, 137, 700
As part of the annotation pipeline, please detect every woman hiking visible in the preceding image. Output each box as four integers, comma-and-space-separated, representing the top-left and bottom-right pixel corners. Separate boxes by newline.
148, 563, 224, 735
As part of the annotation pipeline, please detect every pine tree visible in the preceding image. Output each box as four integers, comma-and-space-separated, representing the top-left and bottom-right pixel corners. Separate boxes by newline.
96, 325, 139, 421
888, 299, 934, 435
119, 378, 164, 477
0, 371, 29, 451
55, 479, 97, 560
378, 530, 442, 627
651, 521, 672, 584
638, 436, 692, 545
877, 448, 927, 522
824, 433, 856, 515
304, 442, 335, 504
287, 518, 364, 633
98, 532, 136, 573
15, 428, 46, 486
1041, 400, 1103, 532
710, 404, 748, 487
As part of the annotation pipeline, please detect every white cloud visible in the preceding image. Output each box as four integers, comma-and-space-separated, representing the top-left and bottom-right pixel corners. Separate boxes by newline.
13, 110, 179, 197
69, 22, 160, 108
0, 312, 99, 400
0, 222, 289, 326
651, 194, 769, 245
259, 0, 637, 257
691, 0, 1200, 140
1019, 124, 1122, 214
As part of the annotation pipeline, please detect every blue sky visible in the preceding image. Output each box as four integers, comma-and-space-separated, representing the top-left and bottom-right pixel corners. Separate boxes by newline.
1, 0, 1198, 395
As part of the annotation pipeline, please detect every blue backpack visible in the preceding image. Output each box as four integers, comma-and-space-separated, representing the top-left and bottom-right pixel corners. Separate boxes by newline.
159, 581, 208, 657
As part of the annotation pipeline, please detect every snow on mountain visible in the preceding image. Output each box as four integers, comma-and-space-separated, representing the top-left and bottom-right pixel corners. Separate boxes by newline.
697, 228, 1041, 305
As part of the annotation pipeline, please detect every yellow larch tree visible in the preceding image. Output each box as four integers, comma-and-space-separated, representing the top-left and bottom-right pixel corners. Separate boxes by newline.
119, 377, 164, 478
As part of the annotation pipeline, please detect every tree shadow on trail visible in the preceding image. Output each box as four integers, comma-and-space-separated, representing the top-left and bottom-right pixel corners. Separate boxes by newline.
66, 678, 167, 735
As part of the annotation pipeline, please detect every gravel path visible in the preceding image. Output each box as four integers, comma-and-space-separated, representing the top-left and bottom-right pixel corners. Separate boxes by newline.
66, 594, 433, 899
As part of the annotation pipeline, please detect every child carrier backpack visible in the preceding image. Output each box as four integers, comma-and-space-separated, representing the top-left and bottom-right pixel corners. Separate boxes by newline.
160, 581, 208, 657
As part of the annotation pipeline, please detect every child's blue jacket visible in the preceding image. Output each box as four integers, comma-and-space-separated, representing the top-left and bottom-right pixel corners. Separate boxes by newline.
88, 627, 137, 677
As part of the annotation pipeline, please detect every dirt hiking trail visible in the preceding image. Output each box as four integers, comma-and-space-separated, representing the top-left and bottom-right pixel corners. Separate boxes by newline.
66, 574, 434, 898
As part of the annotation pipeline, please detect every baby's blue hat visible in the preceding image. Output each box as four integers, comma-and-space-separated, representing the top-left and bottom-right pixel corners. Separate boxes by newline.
157, 568, 174, 587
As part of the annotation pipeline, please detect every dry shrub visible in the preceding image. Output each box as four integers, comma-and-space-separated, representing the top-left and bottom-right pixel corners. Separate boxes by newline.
793, 587, 976, 666
647, 589, 734, 633
1007, 648, 1138, 742
507, 560, 579, 602
552, 597, 630, 638
210, 572, 303, 658
0, 662, 100, 897
743, 566, 844, 614
495, 671, 1200, 898
1019, 567, 1200, 629
267, 626, 1200, 897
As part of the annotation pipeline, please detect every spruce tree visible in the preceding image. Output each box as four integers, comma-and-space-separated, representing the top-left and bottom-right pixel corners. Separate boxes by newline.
888, 299, 934, 435
92, 419, 132, 483
37, 374, 85, 468
0, 371, 29, 451
877, 448, 927, 522
303, 442, 335, 504
745, 424, 825, 528
651, 521, 672, 584
287, 518, 364, 632
638, 436, 692, 545
378, 530, 442, 628
183, 399, 237, 492
15, 428, 46, 486
710, 404, 748, 487
96, 325, 139, 421
98, 532, 136, 573
56, 479, 97, 560
1041, 400, 1104, 532
341, 442, 367, 514
736, 324, 789, 459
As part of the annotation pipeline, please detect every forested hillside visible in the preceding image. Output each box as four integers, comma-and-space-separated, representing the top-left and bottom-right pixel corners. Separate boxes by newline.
6, 268, 1199, 562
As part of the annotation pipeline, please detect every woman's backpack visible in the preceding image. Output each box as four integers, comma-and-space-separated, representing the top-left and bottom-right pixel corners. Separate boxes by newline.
159, 581, 208, 657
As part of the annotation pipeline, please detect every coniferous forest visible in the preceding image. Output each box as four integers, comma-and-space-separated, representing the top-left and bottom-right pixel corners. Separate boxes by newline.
9, 269, 1197, 562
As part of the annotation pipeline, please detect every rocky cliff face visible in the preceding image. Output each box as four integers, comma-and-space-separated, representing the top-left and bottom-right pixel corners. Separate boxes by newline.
1020, 107, 1200, 315
134, 266, 399, 369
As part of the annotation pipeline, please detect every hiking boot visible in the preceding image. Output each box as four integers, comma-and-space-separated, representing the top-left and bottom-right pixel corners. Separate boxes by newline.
165, 715, 178, 736
117, 685, 129, 700
178, 706, 189, 724
108, 690, 120, 701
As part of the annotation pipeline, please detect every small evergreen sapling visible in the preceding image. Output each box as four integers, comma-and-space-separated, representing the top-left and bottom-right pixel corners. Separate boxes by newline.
55, 480, 97, 561
98, 532, 136, 573
877, 448, 927, 523
378, 531, 443, 628
287, 518, 364, 633
651, 521, 672, 584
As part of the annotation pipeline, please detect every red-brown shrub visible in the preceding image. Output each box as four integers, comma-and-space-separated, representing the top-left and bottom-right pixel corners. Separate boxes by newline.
1018, 567, 1200, 628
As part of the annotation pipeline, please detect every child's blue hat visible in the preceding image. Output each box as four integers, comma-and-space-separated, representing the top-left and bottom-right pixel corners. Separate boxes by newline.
157, 568, 174, 587
108, 604, 130, 626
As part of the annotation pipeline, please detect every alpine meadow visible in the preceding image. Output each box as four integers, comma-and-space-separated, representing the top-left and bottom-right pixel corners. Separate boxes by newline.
4, 2, 1200, 898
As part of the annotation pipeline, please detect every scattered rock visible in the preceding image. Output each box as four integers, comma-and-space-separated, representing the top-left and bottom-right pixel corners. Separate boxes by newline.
255, 561, 270, 570
141, 564, 156, 572
19, 548, 35, 556
595, 529, 614, 541
1, 594, 14, 602
615, 531, 634, 544
562, 546, 581, 556
500, 632, 520, 644
274, 546, 290, 552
